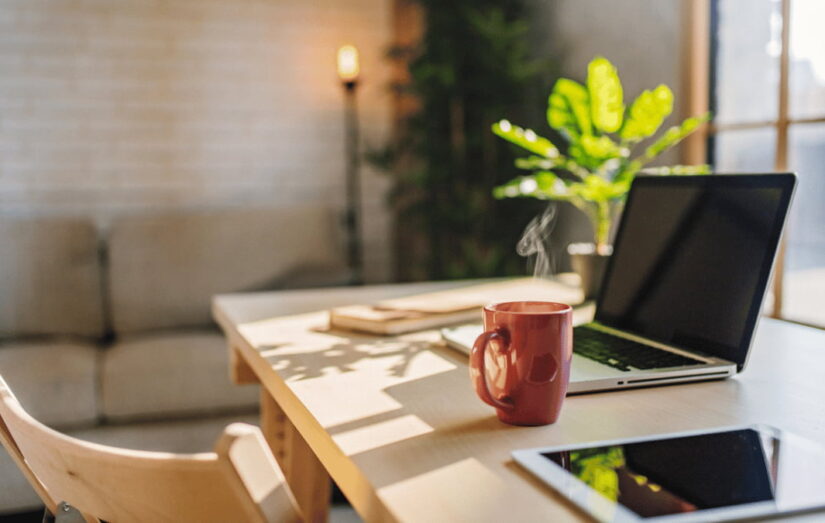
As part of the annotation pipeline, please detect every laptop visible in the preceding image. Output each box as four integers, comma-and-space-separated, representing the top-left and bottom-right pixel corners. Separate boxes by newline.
442, 173, 796, 394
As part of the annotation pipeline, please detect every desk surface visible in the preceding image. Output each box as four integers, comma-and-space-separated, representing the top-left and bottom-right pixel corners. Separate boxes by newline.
214, 280, 825, 522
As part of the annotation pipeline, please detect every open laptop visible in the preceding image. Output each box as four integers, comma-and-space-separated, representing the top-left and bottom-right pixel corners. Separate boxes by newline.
442, 173, 796, 393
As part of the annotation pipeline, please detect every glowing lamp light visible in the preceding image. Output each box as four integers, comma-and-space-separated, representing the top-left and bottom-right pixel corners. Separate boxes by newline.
337, 45, 360, 84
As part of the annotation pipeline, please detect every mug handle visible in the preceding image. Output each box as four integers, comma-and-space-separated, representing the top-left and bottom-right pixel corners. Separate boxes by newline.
470, 329, 514, 411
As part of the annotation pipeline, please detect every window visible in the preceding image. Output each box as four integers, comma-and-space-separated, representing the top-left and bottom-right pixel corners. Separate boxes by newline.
693, 0, 825, 327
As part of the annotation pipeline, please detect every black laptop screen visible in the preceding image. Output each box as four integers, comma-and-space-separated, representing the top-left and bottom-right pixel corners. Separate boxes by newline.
595, 174, 795, 369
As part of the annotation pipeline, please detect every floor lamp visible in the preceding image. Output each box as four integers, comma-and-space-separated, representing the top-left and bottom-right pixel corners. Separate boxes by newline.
337, 44, 363, 285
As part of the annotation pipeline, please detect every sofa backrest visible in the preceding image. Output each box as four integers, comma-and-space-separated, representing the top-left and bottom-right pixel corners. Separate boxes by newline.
107, 207, 344, 334
0, 217, 105, 339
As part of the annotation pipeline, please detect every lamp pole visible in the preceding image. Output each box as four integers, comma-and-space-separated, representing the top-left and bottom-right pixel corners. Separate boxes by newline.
338, 45, 364, 285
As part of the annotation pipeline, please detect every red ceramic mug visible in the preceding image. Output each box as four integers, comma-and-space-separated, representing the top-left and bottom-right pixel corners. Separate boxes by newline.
470, 301, 573, 426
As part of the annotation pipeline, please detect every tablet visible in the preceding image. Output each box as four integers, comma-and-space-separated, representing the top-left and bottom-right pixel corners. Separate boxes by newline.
512, 425, 825, 522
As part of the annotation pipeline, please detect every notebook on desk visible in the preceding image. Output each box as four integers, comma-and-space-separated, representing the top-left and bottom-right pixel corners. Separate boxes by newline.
442, 174, 796, 394
329, 277, 583, 335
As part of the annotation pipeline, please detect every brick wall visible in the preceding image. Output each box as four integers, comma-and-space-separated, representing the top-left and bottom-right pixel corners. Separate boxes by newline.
0, 0, 393, 281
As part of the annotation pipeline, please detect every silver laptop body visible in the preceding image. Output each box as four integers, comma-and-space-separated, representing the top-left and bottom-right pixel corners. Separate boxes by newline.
442, 174, 796, 394
442, 321, 737, 394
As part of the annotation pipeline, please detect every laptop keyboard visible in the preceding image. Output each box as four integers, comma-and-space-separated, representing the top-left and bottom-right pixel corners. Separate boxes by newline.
574, 326, 705, 372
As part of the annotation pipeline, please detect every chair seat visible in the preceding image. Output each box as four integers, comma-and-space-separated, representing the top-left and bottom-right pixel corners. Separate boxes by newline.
101, 331, 258, 421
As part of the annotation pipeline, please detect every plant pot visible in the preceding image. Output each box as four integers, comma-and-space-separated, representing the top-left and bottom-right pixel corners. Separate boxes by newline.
568, 243, 612, 300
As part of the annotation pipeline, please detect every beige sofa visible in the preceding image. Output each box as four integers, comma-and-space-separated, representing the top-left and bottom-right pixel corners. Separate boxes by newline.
0, 207, 347, 513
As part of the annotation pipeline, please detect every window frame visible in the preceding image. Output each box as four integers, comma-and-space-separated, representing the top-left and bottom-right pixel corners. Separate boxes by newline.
683, 0, 825, 320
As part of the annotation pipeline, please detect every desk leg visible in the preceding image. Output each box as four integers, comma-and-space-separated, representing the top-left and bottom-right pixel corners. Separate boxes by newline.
260, 389, 331, 523
229, 344, 258, 385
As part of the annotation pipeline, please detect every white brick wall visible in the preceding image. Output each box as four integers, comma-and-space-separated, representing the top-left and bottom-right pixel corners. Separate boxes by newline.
0, 0, 393, 281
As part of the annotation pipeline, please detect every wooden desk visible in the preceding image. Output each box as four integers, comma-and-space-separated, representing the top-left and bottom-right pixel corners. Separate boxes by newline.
213, 281, 825, 522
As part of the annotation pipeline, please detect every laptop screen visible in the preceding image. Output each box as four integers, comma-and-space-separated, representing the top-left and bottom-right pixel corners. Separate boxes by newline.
595, 174, 795, 370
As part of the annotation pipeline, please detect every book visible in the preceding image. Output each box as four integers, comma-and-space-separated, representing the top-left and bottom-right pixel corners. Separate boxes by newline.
328, 277, 583, 335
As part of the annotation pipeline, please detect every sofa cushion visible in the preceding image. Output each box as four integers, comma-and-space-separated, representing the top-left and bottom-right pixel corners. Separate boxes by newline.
108, 207, 344, 334
101, 331, 258, 421
0, 342, 99, 428
0, 217, 104, 338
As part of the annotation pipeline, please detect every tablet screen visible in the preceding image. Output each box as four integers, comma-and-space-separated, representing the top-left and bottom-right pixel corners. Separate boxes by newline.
539, 428, 825, 519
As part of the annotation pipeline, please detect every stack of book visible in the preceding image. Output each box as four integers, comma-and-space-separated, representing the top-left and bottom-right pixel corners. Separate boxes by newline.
328, 278, 582, 335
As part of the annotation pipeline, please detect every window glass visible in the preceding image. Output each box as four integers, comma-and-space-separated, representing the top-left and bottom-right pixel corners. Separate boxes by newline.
714, 0, 781, 124
782, 123, 825, 326
789, 0, 825, 119
713, 127, 776, 172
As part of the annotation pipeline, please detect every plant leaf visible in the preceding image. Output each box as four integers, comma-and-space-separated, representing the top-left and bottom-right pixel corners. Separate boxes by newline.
618, 112, 711, 183
640, 164, 712, 175
492, 120, 560, 158
514, 155, 559, 170
620, 84, 674, 141
568, 175, 627, 202
547, 78, 592, 138
533, 171, 569, 197
494, 172, 569, 200
580, 134, 623, 160
643, 112, 711, 160
566, 134, 625, 172
587, 57, 624, 133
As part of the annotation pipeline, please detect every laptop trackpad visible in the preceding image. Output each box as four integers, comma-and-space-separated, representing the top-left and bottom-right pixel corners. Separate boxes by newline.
571, 353, 623, 382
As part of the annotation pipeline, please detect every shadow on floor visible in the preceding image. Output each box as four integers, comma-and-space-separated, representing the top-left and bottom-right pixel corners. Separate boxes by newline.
0, 510, 42, 522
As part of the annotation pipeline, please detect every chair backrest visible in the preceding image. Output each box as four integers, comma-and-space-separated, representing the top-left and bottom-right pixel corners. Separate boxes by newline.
0, 375, 301, 523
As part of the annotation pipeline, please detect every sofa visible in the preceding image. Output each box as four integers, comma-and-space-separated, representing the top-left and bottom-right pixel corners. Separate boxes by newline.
0, 207, 347, 514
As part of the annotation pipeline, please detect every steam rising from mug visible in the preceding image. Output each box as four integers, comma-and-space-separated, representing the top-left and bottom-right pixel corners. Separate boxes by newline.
516, 205, 557, 278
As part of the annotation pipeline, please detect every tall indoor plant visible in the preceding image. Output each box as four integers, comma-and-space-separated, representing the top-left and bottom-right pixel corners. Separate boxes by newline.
372, 0, 551, 280
492, 56, 710, 296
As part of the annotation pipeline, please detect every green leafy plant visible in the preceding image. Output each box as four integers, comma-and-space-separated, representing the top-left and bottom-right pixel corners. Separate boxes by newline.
492, 56, 711, 254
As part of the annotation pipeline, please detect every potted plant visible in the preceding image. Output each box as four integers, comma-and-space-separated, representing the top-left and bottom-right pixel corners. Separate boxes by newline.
492, 56, 710, 298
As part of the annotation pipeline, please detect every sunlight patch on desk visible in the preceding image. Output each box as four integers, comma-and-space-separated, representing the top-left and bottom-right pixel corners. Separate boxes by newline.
291, 379, 404, 428
333, 414, 433, 456
378, 458, 515, 521
288, 351, 457, 428
237, 312, 343, 350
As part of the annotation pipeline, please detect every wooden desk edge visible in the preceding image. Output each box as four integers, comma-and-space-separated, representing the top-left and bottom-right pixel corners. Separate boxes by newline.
213, 303, 400, 523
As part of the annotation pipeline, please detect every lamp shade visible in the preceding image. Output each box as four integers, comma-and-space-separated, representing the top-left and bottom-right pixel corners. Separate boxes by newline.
337, 45, 360, 83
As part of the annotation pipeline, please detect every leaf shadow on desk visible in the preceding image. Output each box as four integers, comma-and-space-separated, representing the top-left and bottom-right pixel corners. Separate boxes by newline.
262, 339, 433, 382
324, 358, 528, 489
318, 343, 754, 496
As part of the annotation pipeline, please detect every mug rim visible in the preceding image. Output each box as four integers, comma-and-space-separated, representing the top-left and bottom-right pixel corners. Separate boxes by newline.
483, 300, 572, 315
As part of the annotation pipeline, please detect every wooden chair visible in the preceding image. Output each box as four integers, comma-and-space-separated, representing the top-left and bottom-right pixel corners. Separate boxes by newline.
0, 374, 302, 522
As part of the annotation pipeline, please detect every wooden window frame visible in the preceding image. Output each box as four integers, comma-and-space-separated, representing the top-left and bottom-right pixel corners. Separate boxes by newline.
682, 0, 825, 319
